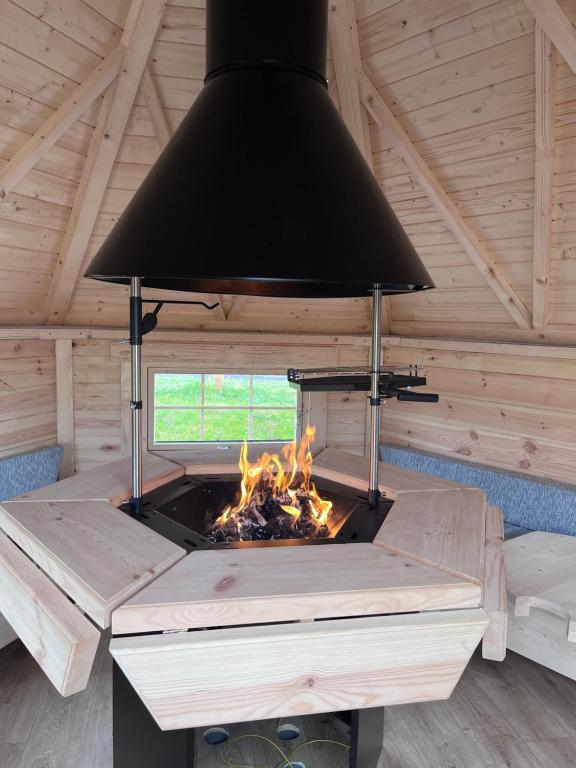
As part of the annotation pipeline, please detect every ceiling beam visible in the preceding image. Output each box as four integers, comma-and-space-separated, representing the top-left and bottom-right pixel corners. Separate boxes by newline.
532, 25, 557, 329
0, 44, 125, 200
358, 69, 532, 330
139, 66, 172, 149
328, 0, 372, 164
43, 0, 167, 324
328, 0, 390, 333
523, 0, 576, 73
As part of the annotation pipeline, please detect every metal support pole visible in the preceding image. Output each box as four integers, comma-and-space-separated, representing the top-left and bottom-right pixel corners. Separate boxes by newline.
129, 277, 143, 514
368, 284, 382, 508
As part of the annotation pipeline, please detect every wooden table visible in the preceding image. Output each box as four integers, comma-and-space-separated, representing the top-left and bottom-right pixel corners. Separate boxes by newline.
0, 447, 506, 766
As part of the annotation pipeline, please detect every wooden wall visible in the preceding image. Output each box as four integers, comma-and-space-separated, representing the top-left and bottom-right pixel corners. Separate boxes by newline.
0, 330, 574, 488
0, 339, 56, 461
71, 333, 366, 472
382, 337, 576, 485
70, 332, 576, 486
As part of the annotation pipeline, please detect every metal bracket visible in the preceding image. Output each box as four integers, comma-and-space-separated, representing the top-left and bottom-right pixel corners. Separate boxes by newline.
141, 299, 221, 336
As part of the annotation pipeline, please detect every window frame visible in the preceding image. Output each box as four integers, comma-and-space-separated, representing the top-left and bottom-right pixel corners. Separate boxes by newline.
145, 366, 325, 453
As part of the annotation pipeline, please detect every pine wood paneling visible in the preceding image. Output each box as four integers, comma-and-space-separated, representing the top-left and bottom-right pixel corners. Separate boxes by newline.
382, 337, 576, 485
0, 339, 57, 460
71, 337, 362, 470
0, 328, 572, 490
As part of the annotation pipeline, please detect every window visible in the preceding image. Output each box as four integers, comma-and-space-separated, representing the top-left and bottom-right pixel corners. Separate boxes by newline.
151, 372, 298, 445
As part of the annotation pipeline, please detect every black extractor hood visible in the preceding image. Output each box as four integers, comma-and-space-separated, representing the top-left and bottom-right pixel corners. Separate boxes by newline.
85, 0, 433, 298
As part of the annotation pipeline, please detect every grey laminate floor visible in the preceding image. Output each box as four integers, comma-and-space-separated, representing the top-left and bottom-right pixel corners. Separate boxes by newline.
1, 634, 576, 768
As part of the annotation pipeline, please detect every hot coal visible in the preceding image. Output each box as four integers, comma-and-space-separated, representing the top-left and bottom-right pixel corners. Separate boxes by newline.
207, 486, 330, 543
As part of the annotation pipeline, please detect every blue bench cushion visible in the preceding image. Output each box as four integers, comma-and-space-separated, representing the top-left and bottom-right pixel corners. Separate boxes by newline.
380, 444, 576, 538
0, 446, 63, 502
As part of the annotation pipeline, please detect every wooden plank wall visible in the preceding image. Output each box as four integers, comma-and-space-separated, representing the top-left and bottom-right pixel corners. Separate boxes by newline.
72, 336, 362, 472
381, 337, 576, 485
0, 340, 57, 461
70, 334, 576, 486
0, 332, 573, 488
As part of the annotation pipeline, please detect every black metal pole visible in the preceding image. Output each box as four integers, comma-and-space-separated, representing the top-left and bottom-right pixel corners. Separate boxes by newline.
368, 284, 382, 508
129, 277, 143, 515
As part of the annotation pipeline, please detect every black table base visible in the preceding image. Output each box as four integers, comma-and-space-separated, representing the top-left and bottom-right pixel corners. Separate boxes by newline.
113, 663, 384, 768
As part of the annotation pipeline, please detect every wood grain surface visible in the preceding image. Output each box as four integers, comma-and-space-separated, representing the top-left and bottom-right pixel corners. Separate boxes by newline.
312, 447, 466, 499
0, 499, 185, 628
508, 532, 576, 642
112, 542, 481, 634
481, 505, 507, 661
0, 530, 99, 696
10, 452, 183, 505
110, 609, 488, 730
374, 489, 487, 583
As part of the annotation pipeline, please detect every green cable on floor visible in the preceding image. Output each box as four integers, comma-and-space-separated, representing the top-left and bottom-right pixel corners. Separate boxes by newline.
219, 733, 350, 768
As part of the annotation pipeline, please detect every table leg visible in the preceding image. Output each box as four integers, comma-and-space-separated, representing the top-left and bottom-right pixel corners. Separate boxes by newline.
348, 708, 385, 768
113, 661, 194, 767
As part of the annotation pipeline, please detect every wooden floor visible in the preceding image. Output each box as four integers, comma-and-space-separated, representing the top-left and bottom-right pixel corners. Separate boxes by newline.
1, 634, 576, 768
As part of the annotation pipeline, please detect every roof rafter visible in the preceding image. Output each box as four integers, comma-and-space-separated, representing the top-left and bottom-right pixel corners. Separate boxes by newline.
523, 0, 576, 73
139, 66, 172, 149
358, 69, 532, 330
328, 0, 390, 333
532, 25, 557, 329
43, 0, 167, 324
0, 44, 125, 200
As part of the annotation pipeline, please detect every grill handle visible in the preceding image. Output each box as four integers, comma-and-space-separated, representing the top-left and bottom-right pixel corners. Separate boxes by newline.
396, 391, 439, 403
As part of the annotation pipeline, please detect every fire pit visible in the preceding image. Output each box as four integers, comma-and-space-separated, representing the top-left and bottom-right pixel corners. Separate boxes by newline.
138, 431, 392, 553
108, 445, 498, 768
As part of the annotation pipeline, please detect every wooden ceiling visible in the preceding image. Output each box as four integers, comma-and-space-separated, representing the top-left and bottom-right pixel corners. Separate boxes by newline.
0, 0, 574, 342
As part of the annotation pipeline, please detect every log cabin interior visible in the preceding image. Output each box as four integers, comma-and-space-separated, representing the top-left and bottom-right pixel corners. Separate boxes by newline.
0, 0, 575, 766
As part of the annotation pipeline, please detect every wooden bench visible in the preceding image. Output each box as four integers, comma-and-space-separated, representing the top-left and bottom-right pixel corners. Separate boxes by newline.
507, 531, 576, 680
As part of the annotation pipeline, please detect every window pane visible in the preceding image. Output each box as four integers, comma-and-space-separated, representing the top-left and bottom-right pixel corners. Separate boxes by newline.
204, 374, 250, 406
252, 375, 297, 407
155, 410, 201, 442
251, 410, 296, 441
155, 373, 201, 406
204, 409, 249, 441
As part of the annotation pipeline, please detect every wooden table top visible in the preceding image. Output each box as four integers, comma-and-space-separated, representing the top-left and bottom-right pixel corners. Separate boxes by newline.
112, 447, 489, 635
0, 446, 502, 698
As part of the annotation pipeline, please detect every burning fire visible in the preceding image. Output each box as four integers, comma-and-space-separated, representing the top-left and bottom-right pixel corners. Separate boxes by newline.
209, 426, 334, 542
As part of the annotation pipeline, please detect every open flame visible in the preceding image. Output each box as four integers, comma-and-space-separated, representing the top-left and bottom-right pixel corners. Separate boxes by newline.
210, 426, 334, 542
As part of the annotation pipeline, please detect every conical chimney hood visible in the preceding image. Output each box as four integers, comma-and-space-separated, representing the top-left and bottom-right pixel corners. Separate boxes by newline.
85, 0, 433, 298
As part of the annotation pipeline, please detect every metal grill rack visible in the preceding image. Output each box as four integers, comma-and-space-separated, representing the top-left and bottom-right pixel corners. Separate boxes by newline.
287, 365, 439, 402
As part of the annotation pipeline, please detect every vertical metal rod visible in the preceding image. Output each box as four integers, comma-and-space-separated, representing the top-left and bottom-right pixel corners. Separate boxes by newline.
130, 277, 143, 513
368, 284, 382, 508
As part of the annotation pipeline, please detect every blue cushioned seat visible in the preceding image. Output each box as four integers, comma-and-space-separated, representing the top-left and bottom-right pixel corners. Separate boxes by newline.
0, 446, 63, 501
380, 444, 576, 539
